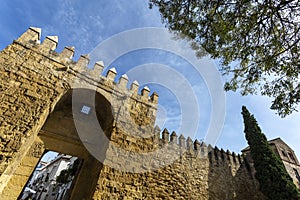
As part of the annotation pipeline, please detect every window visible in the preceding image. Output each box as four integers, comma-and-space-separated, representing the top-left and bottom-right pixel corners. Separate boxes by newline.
293, 168, 300, 182
81, 105, 91, 115
281, 149, 287, 157
288, 152, 296, 162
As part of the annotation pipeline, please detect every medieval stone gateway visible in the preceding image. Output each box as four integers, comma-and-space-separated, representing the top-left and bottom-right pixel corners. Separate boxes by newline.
1, 27, 298, 199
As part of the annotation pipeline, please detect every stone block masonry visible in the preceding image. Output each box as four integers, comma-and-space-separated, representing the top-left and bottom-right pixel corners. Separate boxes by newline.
0, 27, 266, 199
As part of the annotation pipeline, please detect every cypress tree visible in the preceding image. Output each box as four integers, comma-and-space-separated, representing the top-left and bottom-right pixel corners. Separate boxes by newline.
241, 106, 300, 200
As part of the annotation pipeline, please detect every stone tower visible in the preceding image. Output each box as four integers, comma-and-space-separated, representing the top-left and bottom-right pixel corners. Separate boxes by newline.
0, 27, 267, 199
242, 138, 300, 189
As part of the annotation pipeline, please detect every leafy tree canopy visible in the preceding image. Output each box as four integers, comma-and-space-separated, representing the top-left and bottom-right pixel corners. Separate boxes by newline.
149, 0, 300, 117
56, 159, 80, 184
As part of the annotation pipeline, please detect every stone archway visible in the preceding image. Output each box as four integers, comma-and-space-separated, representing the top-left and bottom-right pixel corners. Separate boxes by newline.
37, 88, 114, 199
0, 27, 158, 200
3, 88, 114, 199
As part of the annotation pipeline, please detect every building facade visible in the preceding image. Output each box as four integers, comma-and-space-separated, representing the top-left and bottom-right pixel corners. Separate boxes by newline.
26, 155, 79, 200
242, 138, 300, 189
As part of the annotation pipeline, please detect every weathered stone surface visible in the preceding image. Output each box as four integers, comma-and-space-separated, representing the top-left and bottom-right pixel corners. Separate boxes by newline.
0, 27, 267, 200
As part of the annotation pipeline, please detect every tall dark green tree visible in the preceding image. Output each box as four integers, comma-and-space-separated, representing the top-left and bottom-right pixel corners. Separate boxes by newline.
242, 106, 300, 200
149, 0, 300, 117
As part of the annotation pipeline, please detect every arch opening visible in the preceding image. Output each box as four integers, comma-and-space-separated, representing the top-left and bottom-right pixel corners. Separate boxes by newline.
16, 88, 114, 199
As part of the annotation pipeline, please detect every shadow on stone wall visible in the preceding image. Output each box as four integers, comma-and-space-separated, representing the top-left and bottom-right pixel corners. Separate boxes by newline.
207, 148, 266, 200
34, 88, 113, 199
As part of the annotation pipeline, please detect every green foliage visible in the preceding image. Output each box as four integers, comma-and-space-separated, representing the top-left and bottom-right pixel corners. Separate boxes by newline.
149, 0, 300, 117
69, 159, 80, 176
56, 169, 69, 184
241, 106, 300, 200
56, 159, 80, 184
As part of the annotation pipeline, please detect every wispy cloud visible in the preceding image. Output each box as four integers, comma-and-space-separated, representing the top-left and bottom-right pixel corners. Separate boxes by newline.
218, 91, 300, 157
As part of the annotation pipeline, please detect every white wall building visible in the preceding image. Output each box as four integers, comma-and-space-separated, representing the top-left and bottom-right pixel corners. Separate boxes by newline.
20, 154, 79, 200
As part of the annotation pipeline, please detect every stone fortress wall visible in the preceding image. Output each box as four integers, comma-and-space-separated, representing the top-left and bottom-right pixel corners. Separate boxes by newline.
0, 27, 271, 199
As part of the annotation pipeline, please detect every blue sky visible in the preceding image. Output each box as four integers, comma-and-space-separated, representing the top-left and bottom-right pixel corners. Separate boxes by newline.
1, 0, 299, 159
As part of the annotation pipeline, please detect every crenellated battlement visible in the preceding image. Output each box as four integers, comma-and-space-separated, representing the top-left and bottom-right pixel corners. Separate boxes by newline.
0, 27, 265, 200
9, 27, 247, 171
152, 127, 247, 169
13, 27, 159, 107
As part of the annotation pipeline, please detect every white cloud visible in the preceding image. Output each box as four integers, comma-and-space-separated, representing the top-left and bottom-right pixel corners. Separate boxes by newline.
218, 91, 300, 158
